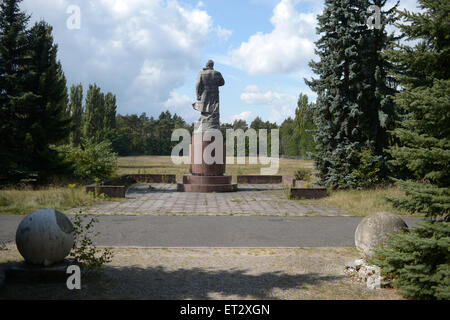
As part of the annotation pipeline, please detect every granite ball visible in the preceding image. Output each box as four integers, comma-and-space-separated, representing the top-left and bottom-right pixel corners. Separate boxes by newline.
355, 212, 408, 257
16, 209, 74, 266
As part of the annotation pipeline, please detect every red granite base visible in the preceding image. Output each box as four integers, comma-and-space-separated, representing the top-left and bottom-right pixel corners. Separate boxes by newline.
178, 134, 237, 193
177, 181, 238, 193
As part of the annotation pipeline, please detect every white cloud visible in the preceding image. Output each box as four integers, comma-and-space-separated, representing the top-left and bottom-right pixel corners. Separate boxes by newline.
241, 85, 296, 106
229, 0, 318, 75
240, 85, 298, 124
20, 0, 213, 120
269, 104, 295, 124
216, 25, 233, 41
228, 111, 253, 123
163, 91, 198, 122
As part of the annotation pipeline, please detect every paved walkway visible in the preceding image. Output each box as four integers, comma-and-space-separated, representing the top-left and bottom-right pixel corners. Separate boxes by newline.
0, 215, 422, 247
67, 183, 349, 216
0, 184, 423, 247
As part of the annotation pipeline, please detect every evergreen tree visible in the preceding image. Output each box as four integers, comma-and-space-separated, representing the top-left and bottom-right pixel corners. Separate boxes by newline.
306, 0, 398, 189
24, 21, 72, 181
372, 0, 450, 300
385, 0, 449, 217
0, 0, 33, 183
84, 83, 105, 143
69, 84, 83, 147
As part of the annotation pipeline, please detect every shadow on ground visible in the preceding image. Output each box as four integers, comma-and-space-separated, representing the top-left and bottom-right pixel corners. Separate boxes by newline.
0, 264, 343, 300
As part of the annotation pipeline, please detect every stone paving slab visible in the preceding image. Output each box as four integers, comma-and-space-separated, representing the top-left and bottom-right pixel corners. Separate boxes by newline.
67, 184, 349, 217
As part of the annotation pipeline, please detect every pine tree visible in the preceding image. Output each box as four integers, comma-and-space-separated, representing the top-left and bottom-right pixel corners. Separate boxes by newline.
24, 21, 72, 181
372, 0, 450, 300
0, 0, 33, 184
306, 0, 398, 189
84, 83, 105, 143
69, 84, 83, 147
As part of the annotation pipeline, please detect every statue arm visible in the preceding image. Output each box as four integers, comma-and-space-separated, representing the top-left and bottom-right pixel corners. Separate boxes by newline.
217, 72, 225, 87
196, 73, 203, 101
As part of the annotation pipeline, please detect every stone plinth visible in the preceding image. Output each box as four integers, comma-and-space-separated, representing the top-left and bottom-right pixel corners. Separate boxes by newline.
289, 187, 328, 199
178, 134, 237, 193
189, 134, 225, 176
237, 175, 283, 184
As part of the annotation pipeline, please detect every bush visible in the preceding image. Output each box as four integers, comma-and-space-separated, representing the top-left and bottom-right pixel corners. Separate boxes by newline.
294, 168, 312, 181
55, 139, 117, 182
371, 219, 450, 300
70, 211, 114, 273
351, 148, 384, 189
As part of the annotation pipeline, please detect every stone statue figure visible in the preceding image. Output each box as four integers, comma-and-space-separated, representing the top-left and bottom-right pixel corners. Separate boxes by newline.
193, 60, 225, 132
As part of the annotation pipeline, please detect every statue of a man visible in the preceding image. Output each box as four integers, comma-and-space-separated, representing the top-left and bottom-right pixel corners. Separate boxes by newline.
193, 60, 225, 132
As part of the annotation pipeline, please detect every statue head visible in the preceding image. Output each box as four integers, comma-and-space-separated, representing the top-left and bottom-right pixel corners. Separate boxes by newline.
205, 60, 214, 70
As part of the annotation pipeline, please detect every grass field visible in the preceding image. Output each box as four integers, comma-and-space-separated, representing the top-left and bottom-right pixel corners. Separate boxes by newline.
0, 186, 100, 215
117, 155, 314, 182
0, 155, 415, 216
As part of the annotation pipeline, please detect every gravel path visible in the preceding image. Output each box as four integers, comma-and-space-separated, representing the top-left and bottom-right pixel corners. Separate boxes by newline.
0, 246, 402, 300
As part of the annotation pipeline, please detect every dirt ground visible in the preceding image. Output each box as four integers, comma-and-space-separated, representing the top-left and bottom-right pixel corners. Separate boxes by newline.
0, 244, 402, 300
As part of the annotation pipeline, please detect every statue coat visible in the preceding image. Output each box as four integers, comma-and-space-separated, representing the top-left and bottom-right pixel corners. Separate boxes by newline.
193, 68, 225, 115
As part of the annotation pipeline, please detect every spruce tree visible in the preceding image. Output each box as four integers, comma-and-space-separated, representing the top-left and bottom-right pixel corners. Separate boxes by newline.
372, 0, 449, 300
0, 0, 33, 184
84, 83, 105, 143
69, 84, 83, 147
306, 0, 398, 189
24, 21, 72, 181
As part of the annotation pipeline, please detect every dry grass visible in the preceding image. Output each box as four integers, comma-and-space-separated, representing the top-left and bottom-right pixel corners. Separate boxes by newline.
117, 156, 314, 182
293, 185, 415, 217
0, 245, 403, 300
323, 186, 412, 217
0, 186, 99, 215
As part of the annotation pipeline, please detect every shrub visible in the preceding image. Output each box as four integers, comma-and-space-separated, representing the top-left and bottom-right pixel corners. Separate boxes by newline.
70, 211, 114, 273
55, 139, 117, 182
371, 219, 450, 300
351, 148, 384, 189
294, 168, 312, 181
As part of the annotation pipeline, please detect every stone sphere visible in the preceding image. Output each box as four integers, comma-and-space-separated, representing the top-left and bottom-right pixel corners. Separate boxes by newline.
355, 212, 408, 257
16, 209, 74, 266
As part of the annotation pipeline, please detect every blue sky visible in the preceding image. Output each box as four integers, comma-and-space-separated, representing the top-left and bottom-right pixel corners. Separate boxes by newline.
20, 0, 419, 124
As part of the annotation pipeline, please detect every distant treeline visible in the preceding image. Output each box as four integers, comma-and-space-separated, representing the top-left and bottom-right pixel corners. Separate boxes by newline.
103, 92, 316, 158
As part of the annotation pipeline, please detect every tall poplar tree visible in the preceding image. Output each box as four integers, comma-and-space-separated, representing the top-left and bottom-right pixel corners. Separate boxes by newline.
104, 92, 117, 131
69, 83, 83, 147
306, 0, 398, 189
84, 83, 105, 143
292, 94, 316, 158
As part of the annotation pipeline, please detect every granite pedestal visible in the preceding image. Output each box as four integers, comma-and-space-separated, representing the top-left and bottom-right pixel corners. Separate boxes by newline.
177, 135, 237, 193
